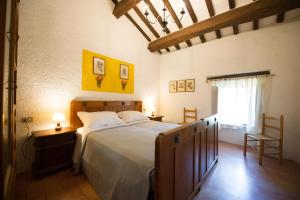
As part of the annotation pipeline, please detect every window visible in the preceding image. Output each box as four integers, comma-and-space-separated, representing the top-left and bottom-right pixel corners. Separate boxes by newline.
212, 77, 264, 131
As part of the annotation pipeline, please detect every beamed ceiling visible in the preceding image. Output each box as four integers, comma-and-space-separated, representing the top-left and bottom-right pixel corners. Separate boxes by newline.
112, 0, 300, 54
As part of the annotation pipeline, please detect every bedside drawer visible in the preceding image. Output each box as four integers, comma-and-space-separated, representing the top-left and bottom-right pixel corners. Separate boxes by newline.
32, 127, 76, 176
35, 133, 76, 148
34, 142, 75, 175
34, 142, 74, 168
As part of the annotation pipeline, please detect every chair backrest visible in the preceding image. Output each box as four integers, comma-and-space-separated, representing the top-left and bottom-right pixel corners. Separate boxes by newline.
262, 113, 284, 140
183, 108, 197, 123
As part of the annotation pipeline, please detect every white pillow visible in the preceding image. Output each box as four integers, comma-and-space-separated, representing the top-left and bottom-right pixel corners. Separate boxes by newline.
77, 111, 124, 129
117, 111, 149, 123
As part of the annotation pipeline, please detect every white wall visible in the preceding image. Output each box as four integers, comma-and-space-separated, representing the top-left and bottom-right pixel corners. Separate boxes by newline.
17, 0, 160, 173
159, 21, 300, 163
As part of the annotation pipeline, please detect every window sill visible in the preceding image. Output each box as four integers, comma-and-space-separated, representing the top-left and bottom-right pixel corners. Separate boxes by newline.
220, 124, 247, 129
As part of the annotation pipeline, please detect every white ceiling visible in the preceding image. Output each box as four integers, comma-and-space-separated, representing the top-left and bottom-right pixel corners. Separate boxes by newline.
119, 0, 300, 53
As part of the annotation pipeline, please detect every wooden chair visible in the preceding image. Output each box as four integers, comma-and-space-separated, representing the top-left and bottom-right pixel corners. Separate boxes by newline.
244, 113, 284, 165
182, 108, 197, 124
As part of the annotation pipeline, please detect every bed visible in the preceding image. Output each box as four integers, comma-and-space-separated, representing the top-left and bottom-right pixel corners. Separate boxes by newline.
70, 100, 218, 200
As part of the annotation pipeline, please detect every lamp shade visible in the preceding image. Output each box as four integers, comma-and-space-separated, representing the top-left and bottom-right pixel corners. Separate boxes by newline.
149, 105, 156, 112
144, 105, 156, 117
52, 112, 66, 122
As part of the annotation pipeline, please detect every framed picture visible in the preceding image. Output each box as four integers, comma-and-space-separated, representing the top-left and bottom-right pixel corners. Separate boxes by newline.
93, 57, 105, 75
177, 80, 186, 92
169, 81, 177, 93
120, 64, 129, 80
186, 79, 195, 92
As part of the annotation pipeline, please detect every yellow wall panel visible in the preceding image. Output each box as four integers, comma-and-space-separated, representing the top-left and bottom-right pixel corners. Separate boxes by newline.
82, 49, 134, 94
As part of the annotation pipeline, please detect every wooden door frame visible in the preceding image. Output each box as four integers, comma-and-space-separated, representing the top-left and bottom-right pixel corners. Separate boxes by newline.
0, 0, 8, 198
1, 0, 19, 199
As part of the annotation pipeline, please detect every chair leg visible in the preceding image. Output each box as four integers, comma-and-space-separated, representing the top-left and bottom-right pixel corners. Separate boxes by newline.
259, 140, 264, 166
243, 134, 247, 156
279, 140, 283, 165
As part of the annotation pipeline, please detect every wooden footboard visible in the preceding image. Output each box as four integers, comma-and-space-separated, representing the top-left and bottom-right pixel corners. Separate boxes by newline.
155, 115, 218, 200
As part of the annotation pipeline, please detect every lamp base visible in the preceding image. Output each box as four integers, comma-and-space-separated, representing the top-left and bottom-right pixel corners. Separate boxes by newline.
55, 122, 62, 131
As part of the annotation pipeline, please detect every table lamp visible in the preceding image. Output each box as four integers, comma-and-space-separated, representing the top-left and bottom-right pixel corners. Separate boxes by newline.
52, 112, 65, 131
149, 105, 156, 117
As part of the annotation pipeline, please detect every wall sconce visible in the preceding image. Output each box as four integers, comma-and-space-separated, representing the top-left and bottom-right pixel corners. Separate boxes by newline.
95, 75, 104, 87
52, 112, 65, 131
121, 79, 127, 90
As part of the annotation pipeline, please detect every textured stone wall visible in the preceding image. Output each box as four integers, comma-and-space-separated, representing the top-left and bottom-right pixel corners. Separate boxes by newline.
17, 0, 160, 173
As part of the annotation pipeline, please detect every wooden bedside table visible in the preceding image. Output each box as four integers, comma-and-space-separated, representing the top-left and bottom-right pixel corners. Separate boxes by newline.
32, 127, 76, 176
148, 115, 164, 122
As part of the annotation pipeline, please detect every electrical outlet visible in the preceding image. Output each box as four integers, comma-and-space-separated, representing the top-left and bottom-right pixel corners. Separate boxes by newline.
21, 116, 33, 123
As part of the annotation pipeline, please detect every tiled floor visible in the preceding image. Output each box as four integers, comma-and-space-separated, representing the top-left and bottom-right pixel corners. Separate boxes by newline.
16, 142, 300, 200
16, 169, 100, 200
194, 142, 300, 200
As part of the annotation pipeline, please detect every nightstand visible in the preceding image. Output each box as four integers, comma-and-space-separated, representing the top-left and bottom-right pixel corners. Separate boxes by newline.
32, 127, 76, 176
148, 115, 164, 122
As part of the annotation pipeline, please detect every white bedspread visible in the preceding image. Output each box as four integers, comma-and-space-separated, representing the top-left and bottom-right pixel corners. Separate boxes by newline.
73, 120, 180, 200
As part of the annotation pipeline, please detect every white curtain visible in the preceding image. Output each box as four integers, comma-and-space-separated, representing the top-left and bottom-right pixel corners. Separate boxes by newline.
211, 77, 265, 132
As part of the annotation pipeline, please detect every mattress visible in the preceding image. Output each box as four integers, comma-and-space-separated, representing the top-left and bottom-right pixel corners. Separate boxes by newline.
73, 120, 180, 200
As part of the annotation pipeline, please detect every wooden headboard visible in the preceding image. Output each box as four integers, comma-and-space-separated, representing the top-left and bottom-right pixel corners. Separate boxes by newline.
70, 100, 142, 129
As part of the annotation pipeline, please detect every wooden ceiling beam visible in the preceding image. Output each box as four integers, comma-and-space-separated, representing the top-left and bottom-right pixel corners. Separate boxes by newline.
162, 0, 193, 47
112, 0, 150, 41
228, 0, 235, 9
175, 44, 181, 50
183, 0, 206, 43
183, 0, 197, 23
143, 0, 170, 34
112, 0, 163, 53
228, 0, 239, 34
276, 12, 285, 22
148, 0, 300, 52
253, 0, 259, 30
133, 6, 160, 38
232, 23, 239, 34
133, 6, 171, 52
162, 0, 182, 28
205, 0, 222, 39
199, 35, 206, 43
112, 0, 151, 41
125, 13, 151, 42
113, 0, 141, 19
253, 19, 259, 30
143, 0, 180, 50
215, 29, 222, 38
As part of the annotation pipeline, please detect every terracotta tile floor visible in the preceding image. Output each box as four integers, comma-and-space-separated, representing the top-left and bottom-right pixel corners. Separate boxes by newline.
16, 168, 100, 200
194, 142, 300, 200
16, 142, 300, 200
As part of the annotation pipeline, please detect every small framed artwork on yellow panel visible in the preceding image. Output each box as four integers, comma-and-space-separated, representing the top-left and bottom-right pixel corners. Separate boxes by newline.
93, 56, 105, 75
185, 79, 195, 92
177, 80, 186, 92
120, 64, 129, 80
169, 81, 177, 93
